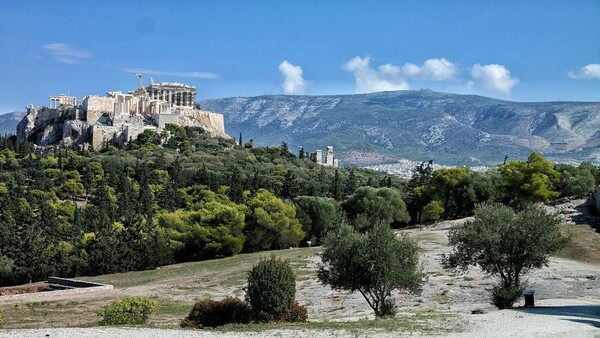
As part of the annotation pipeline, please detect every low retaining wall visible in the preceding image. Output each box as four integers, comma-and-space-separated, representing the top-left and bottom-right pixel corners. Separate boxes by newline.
0, 277, 113, 302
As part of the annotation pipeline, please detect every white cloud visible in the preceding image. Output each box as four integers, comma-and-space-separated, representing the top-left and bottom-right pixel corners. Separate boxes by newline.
42, 43, 92, 64
568, 64, 600, 80
343, 56, 409, 93
419, 58, 460, 81
469, 64, 519, 94
122, 68, 219, 79
278, 61, 307, 95
343, 56, 460, 94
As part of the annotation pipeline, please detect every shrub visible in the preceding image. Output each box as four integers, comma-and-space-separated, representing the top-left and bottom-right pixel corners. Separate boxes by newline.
181, 297, 252, 328
96, 297, 159, 325
278, 301, 308, 323
246, 256, 296, 321
422, 200, 444, 223
0, 310, 4, 328
491, 286, 523, 309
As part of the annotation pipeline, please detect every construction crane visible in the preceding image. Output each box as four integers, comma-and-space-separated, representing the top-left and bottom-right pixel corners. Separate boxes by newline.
134, 73, 143, 90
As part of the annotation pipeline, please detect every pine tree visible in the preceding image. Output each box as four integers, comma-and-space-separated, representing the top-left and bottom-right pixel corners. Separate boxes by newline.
330, 170, 343, 201
281, 170, 299, 199
228, 166, 244, 203
281, 142, 289, 157
344, 168, 357, 198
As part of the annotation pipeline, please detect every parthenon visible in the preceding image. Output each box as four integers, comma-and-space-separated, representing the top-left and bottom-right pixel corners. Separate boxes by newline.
142, 82, 196, 107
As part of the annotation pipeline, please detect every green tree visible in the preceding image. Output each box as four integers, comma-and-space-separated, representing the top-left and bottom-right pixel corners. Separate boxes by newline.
555, 163, 596, 197
407, 161, 434, 223
298, 147, 306, 159
281, 170, 299, 199
318, 223, 423, 317
246, 256, 296, 321
244, 189, 304, 252
422, 200, 444, 223
343, 168, 357, 198
443, 203, 568, 308
0, 254, 14, 283
498, 152, 560, 207
293, 196, 342, 244
342, 187, 410, 231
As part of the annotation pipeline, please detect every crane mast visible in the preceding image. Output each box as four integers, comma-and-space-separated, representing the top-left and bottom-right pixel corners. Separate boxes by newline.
134, 73, 143, 91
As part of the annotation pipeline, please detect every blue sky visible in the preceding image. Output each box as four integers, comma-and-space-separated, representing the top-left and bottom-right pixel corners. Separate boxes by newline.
0, 1, 599, 113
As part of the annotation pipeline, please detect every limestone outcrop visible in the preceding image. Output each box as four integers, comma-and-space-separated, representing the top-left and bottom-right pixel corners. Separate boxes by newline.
17, 79, 229, 150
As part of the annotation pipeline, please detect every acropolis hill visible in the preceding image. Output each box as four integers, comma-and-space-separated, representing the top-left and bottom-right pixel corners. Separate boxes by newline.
17, 77, 228, 150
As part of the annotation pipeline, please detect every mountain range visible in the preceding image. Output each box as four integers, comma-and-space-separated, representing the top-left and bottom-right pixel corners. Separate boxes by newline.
200, 90, 600, 166
0, 111, 25, 136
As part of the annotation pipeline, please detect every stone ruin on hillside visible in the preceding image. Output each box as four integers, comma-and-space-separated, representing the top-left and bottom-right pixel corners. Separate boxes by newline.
315, 145, 339, 167
17, 78, 228, 150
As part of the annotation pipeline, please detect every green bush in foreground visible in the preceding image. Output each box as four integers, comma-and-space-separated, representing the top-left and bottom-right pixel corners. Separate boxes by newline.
181, 297, 252, 328
246, 256, 297, 322
97, 297, 159, 325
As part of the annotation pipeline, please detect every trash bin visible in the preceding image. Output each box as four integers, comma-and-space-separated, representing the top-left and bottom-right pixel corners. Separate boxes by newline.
523, 289, 535, 307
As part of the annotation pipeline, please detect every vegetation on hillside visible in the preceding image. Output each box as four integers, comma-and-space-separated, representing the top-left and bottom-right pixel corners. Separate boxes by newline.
0, 125, 597, 288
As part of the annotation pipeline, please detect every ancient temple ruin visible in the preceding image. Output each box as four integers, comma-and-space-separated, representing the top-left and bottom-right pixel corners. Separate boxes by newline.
315, 145, 339, 167
18, 77, 228, 150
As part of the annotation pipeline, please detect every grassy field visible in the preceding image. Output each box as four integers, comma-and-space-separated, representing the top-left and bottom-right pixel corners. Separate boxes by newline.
1, 220, 597, 333
556, 224, 600, 265
0, 248, 321, 329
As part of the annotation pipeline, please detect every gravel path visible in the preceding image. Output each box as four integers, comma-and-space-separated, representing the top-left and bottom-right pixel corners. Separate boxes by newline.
1, 298, 598, 338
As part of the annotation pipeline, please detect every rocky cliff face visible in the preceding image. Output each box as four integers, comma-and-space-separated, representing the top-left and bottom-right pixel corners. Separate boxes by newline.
200, 90, 600, 166
16, 105, 229, 151
17, 107, 92, 147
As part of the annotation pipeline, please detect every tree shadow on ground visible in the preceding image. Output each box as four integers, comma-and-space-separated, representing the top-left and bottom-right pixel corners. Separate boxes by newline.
513, 305, 600, 328
568, 199, 600, 233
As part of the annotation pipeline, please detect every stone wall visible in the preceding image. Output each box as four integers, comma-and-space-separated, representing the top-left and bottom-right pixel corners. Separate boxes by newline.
153, 113, 180, 129
178, 109, 226, 136
83, 96, 115, 124
125, 125, 153, 142
0, 277, 112, 303
91, 125, 120, 150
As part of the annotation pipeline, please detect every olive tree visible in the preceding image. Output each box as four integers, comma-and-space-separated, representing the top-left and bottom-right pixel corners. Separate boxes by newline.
443, 203, 567, 308
318, 223, 423, 317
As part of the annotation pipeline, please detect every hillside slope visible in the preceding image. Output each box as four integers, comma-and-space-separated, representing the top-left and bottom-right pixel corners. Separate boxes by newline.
200, 91, 600, 166
0, 111, 25, 136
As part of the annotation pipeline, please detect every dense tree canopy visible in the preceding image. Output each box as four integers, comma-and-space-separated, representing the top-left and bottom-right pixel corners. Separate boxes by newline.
0, 126, 593, 287
342, 187, 410, 231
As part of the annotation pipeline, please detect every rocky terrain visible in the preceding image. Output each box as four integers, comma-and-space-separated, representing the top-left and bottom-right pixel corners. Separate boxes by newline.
200, 90, 600, 166
16, 107, 92, 147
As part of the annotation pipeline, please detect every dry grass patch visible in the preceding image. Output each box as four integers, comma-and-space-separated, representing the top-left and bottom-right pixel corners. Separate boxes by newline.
556, 224, 600, 264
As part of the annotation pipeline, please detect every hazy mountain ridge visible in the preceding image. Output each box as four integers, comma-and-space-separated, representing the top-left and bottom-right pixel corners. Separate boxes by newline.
0, 111, 26, 135
200, 90, 600, 166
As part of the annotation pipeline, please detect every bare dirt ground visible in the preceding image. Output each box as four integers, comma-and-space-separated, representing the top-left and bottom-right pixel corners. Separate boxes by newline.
1, 199, 599, 337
